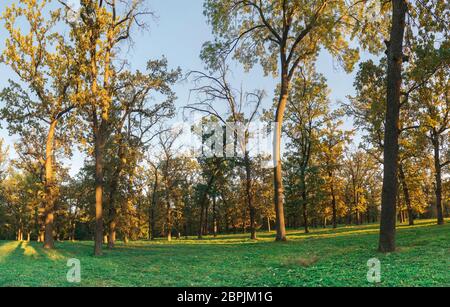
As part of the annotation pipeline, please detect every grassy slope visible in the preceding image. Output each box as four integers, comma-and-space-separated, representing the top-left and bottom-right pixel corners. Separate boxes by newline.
0, 219, 448, 287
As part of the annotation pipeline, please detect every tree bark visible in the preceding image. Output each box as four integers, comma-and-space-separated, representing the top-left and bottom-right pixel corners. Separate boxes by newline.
273, 72, 289, 241
43, 120, 58, 249
379, 0, 407, 253
94, 123, 106, 256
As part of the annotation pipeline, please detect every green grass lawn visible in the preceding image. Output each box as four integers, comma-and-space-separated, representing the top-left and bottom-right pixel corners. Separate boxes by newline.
0, 219, 449, 287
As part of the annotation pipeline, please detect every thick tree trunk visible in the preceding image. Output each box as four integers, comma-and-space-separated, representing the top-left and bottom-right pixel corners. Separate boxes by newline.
43, 120, 58, 249
432, 135, 445, 225
94, 125, 106, 256
379, 0, 407, 253
108, 218, 116, 248
273, 73, 289, 241
399, 163, 414, 225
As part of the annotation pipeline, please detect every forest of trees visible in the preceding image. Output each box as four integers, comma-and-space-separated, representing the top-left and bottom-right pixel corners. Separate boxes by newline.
0, 0, 448, 257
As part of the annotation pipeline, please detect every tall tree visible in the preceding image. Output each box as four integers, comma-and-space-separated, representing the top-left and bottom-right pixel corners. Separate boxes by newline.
318, 113, 352, 228
1, 0, 77, 249
187, 59, 263, 239
284, 69, 329, 233
379, 0, 408, 252
203, 0, 371, 240
68, 0, 149, 255
105, 59, 179, 248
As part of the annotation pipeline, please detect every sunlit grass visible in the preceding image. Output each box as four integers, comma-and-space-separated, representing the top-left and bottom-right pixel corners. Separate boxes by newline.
0, 219, 448, 287
21, 241, 38, 258
0, 241, 20, 262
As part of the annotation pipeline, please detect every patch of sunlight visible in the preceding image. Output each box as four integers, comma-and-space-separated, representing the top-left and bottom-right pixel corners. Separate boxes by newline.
40, 247, 65, 260
21, 241, 39, 258
288, 228, 380, 241
0, 241, 20, 262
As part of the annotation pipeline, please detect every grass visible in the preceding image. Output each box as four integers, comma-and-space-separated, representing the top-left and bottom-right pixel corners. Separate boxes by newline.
0, 219, 449, 287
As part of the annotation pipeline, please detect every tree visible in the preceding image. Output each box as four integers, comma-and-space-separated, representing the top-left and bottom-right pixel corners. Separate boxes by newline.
104, 59, 179, 248
378, 0, 408, 252
68, 0, 150, 255
412, 43, 449, 225
1, 0, 77, 249
203, 0, 371, 240
187, 59, 264, 239
318, 113, 352, 228
284, 69, 329, 233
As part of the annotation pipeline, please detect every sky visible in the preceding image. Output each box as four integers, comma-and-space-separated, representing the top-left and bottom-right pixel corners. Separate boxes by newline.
0, 0, 379, 175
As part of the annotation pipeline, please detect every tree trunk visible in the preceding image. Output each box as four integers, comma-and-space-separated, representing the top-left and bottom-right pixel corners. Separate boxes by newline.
17, 228, 22, 241
245, 151, 256, 240
379, 0, 407, 253
302, 201, 309, 234
399, 163, 414, 225
432, 134, 445, 225
273, 73, 288, 241
94, 124, 106, 256
43, 120, 58, 249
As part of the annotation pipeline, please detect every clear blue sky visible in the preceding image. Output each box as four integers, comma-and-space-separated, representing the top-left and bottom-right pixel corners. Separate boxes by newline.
0, 0, 378, 175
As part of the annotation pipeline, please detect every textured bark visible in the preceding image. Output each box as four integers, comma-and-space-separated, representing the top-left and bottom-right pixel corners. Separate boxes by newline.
43, 120, 58, 249
273, 73, 288, 241
94, 123, 106, 256
379, 0, 407, 253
